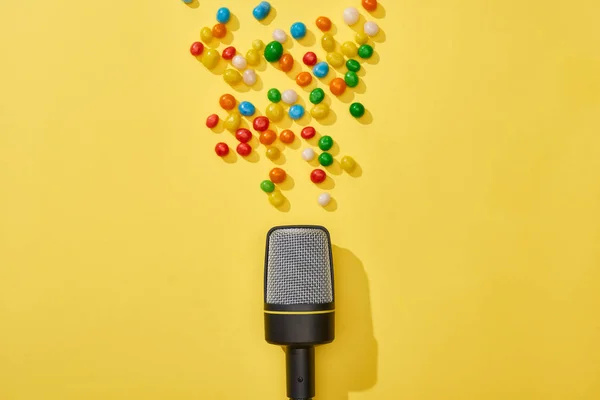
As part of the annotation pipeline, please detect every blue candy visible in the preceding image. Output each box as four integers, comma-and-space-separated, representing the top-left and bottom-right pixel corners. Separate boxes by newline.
253, 1, 271, 21
216, 7, 231, 24
288, 104, 305, 120
182, 0, 193, 3
290, 22, 307, 40
313, 62, 329, 78
238, 101, 256, 116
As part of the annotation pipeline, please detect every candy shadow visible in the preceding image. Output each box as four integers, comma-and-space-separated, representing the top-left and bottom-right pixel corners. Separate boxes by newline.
253, 54, 268, 72
259, 7, 277, 26
228, 14, 241, 32
248, 133, 261, 151
275, 196, 291, 213
357, 109, 374, 125
326, 159, 343, 176
354, 79, 367, 94
372, 28, 386, 44
298, 30, 317, 47
284, 136, 301, 150
365, 51, 380, 65
221, 149, 237, 164
270, 151, 287, 166
370, 2, 387, 19
356, 67, 367, 78
282, 38, 294, 51
251, 74, 265, 91
318, 108, 337, 126
278, 174, 295, 191
286, 61, 303, 81
209, 119, 225, 134
317, 176, 335, 190
327, 24, 338, 36
308, 157, 321, 168
329, 142, 340, 157
242, 150, 260, 163
348, 162, 363, 178
349, 14, 368, 34
338, 89, 356, 104
184, 0, 199, 9
319, 73, 335, 86
324, 197, 338, 212
273, 116, 293, 130
204, 58, 228, 76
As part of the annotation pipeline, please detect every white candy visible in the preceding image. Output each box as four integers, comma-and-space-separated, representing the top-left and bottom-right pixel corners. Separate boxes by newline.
302, 148, 315, 161
243, 69, 257, 86
232, 55, 247, 70
343, 7, 360, 25
281, 89, 298, 105
318, 193, 331, 207
272, 29, 287, 43
364, 21, 379, 37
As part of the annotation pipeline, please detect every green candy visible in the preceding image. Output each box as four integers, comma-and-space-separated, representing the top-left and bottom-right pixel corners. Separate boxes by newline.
344, 71, 359, 88
358, 44, 374, 59
318, 152, 334, 167
267, 88, 281, 103
309, 88, 325, 104
264, 41, 284, 62
349, 102, 365, 118
346, 59, 361, 72
260, 180, 275, 193
318, 136, 334, 151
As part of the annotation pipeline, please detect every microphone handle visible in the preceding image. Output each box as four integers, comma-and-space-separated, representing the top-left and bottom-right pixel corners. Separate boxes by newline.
286, 346, 315, 400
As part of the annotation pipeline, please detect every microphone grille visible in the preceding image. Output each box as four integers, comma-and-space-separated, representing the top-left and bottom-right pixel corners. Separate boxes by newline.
265, 227, 333, 305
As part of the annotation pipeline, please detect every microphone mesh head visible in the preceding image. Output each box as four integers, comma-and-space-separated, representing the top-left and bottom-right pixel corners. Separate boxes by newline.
265, 227, 333, 305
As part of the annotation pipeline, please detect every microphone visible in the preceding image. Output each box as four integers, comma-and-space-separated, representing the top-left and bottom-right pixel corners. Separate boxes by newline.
263, 225, 335, 400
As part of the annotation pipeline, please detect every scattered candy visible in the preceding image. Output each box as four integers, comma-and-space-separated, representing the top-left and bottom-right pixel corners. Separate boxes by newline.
200, 27, 213, 43
362, 0, 378, 12
246, 49, 260, 66
301, 126, 316, 139
358, 44, 374, 59
318, 152, 334, 166
267, 88, 281, 103
235, 128, 252, 143
238, 101, 256, 116
340, 156, 356, 171
290, 22, 307, 40
259, 129, 277, 145
318, 193, 331, 207
311, 103, 330, 119
252, 39, 264, 50
280, 129, 295, 144
355, 32, 369, 45
182, 0, 193, 3
266, 147, 280, 160
202, 49, 220, 69
215, 142, 229, 157
223, 69, 242, 85
341, 41, 358, 58
310, 169, 326, 183
303, 52, 317, 66
318, 135, 333, 151
261, 180, 275, 193
279, 54, 294, 72
264, 41, 284, 62
288, 104, 305, 120
219, 94, 236, 110
224, 112, 241, 131
253, 116, 270, 132
265, 103, 285, 121
232, 54, 247, 69
313, 62, 329, 78
243, 69, 257, 86
282, 89, 298, 105
346, 59, 361, 72
253, 1, 271, 21
302, 148, 316, 161
343, 7, 360, 25
269, 167, 287, 183
344, 71, 359, 87
237, 142, 252, 156
309, 88, 325, 104
349, 102, 365, 118
190, 42, 204, 56
296, 72, 312, 87
329, 78, 347, 96
268, 191, 285, 207
315, 16, 332, 32
216, 7, 231, 24
212, 23, 227, 39
364, 21, 379, 37
272, 29, 287, 43
222, 46, 236, 60
321, 34, 336, 52
326, 52, 345, 68
206, 114, 219, 128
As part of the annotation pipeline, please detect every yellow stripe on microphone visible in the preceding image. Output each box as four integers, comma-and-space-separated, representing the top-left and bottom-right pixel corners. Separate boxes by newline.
264, 309, 335, 315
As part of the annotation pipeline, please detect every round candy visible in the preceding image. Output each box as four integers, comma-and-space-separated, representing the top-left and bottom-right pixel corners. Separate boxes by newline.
288, 104, 305, 120
321, 34, 336, 52
202, 49, 220, 69
253, 1, 271, 21
318, 135, 333, 151
219, 94, 236, 110
216, 7, 231, 24
272, 29, 287, 43
267, 88, 281, 103
182, 0, 193, 3
224, 112, 241, 131
264, 41, 284, 62
238, 101, 256, 116
268, 191, 285, 207
301, 126, 316, 139
296, 72, 312, 87
349, 102, 365, 118
364, 21, 379, 37
259, 129, 277, 145
344, 71, 359, 87
355, 31, 369, 45
343, 7, 360, 25
280, 129, 295, 144
309, 88, 325, 104
222, 46, 236, 60
302, 148, 316, 161
212, 23, 227, 39
282, 89, 298, 105
235, 128, 252, 143
206, 114, 219, 128
190, 41, 204, 56
243, 69, 257, 86
269, 168, 287, 183
265, 103, 284, 122
246, 49, 260, 66
318, 193, 331, 207
279, 54, 294, 72
215, 142, 229, 157
290, 22, 307, 39
340, 156, 356, 172
223, 69, 242, 85
303, 52, 317, 66
200, 27, 213, 43
253, 116, 270, 132
341, 41, 358, 57
327, 52, 345, 68
266, 147, 280, 160
329, 78, 346, 96
315, 16, 332, 32
362, 0, 378, 11
252, 39, 264, 50
310, 169, 326, 184
232, 54, 247, 69
346, 59, 361, 72
318, 152, 334, 166
261, 180, 275, 193
311, 103, 330, 119
237, 143, 252, 157
313, 62, 329, 78
358, 44, 374, 59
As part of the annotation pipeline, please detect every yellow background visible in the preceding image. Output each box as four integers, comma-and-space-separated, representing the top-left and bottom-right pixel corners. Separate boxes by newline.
1, 0, 600, 399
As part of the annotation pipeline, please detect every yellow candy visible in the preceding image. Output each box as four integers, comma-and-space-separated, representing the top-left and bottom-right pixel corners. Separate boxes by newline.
311, 103, 330, 119
340, 156, 356, 172
321, 33, 336, 52
266, 147, 280, 160
341, 41, 358, 57
355, 32, 369, 45
223, 69, 242, 85
202, 49, 220, 69
269, 191, 285, 207
252, 39, 264, 50
201, 27, 213, 43
224, 112, 241, 132
266, 103, 284, 122
326, 52, 345, 68
246, 49, 260, 66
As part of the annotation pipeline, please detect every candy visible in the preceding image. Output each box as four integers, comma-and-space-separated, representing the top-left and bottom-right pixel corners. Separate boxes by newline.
253, 1, 271, 21
200, 27, 213, 43
238, 101, 256, 116
313, 62, 329, 78
303, 52, 317, 66
223, 69, 242, 85
288, 104, 305, 120
296, 72, 312, 87
318, 135, 333, 151
202, 49, 220, 69
318, 152, 333, 166
222, 46, 236, 60
355, 32, 369, 45
290, 22, 307, 39
341, 41, 358, 57
282, 89, 298, 105
311, 103, 330, 119
232, 54, 247, 69
253, 116, 270, 132
310, 169, 326, 183
216, 7, 231, 24
279, 54, 294, 72
261, 180, 275, 193
259, 129, 277, 145
212, 23, 227, 39
266, 147, 280, 160
182, 0, 193, 3
344, 71, 359, 87
267, 88, 281, 103
269, 168, 287, 183
235, 128, 252, 143
329, 78, 347, 96
343, 7, 360, 25
364, 21, 379, 37
280, 129, 295, 144
206, 114, 219, 128
346, 59, 361, 72
268, 191, 285, 207
349, 102, 365, 118
237, 142, 252, 157
264, 41, 284, 62
315, 16, 332, 32
243, 69, 257, 86
358, 44, 374, 59
215, 142, 229, 157
309, 88, 325, 104
219, 94, 236, 110
318, 193, 331, 207
340, 156, 356, 171
272, 29, 287, 43
246, 49, 260, 66
326, 52, 345, 68
302, 148, 316, 161
321, 34, 336, 52
224, 112, 241, 131
190, 42, 204, 56
301, 126, 316, 139
252, 39, 264, 50
362, 0, 378, 11
266, 103, 284, 121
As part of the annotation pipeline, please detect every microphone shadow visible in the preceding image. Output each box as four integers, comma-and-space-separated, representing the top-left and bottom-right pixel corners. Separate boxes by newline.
316, 246, 378, 399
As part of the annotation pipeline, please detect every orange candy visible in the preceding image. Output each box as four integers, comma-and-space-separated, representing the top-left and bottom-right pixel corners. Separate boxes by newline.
279, 54, 294, 72
212, 23, 227, 39
296, 72, 313, 87
280, 129, 295, 144
315, 16, 332, 32
260, 130, 277, 145
362, 0, 377, 11
329, 78, 347, 96
219, 94, 236, 110
269, 168, 287, 184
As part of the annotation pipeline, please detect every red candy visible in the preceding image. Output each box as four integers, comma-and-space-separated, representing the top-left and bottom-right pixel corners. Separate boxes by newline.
303, 52, 317, 66
253, 116, 270, 132
215, 142, 229, 157
301, 126, 316, 139
235, 128, 252, 143
222, 46, 236, 60
237, 143, 252, 156
206, 114, 219, 128
190, 42, 204, 56
310, 169, 326, 183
